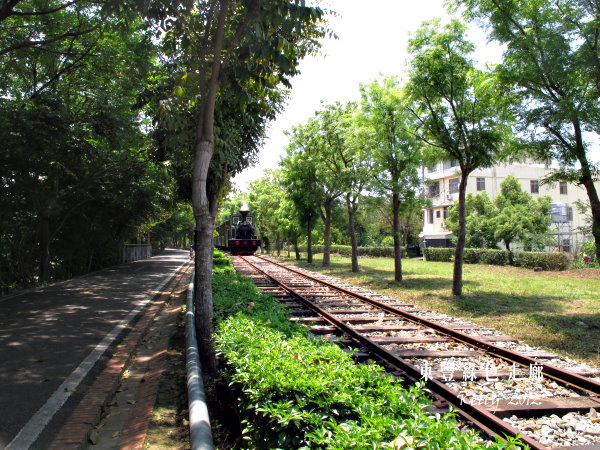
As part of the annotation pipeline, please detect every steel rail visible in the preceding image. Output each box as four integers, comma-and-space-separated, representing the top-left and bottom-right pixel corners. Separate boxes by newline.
255, 255, 600, 398
240, 256, 546, 449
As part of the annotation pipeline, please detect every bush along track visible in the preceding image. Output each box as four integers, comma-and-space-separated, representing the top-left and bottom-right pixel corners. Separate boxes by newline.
211, 262, 525, 448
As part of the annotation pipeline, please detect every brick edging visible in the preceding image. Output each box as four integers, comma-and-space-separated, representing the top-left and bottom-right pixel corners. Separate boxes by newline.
116, 301, 182, 449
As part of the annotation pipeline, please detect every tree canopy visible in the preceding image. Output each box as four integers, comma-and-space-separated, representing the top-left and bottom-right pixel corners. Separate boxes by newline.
453, 0, 600, 261
446, 175, 552, 251
406, 18, 514, 295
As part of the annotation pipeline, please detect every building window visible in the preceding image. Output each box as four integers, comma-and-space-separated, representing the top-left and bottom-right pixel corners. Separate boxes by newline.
568, 206, 573, 221
443, 160, 459, 170
559, 181, 568, 195
443, 207, 449, 219
427, 209, 434, 224
436, 210, 441, 218
428, 181, 440, 198
476, 177, 485, 191
449, 178, 459, 194
530, 180, 539, 194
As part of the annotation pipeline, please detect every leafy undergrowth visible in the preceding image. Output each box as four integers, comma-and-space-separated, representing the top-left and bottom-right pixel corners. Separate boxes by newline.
211, 268, 525, 449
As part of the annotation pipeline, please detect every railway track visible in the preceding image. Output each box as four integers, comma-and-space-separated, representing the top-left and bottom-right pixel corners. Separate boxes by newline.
233, 255, 600, 449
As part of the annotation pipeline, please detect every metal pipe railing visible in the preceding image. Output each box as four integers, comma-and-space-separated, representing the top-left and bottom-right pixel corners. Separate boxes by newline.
185, 277, 214, 450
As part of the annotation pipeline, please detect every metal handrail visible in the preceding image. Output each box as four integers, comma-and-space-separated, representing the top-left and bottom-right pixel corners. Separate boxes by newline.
186, 277, 214, 450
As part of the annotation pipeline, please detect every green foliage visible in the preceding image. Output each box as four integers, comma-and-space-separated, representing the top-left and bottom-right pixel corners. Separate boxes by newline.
446, 191, 498, 249
0, 17, 167, 292
145, 202, 195, 249
297, 245, 407, 259
212, 249, 232, 270
446, 176, 552, 251
513, 251, 570, 271
580, 240, 598, 264
453, 0, 600, 262
423, 248, 455, 262
211, 267, 507, 448
463, 248, 511, 265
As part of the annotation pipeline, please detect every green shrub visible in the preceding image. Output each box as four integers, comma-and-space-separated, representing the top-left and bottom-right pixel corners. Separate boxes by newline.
463, 248, 511, 266
214, 316, 497, 448
513, 251, 570, 271
424, 248, 511, 266
423, 247, 454, 262
213, 249, 232, 268
580, 239, 598, 264
462, 248, 480, 264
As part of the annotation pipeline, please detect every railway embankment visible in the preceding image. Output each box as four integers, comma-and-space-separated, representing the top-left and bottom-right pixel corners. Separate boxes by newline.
202, 255, 522, 448
208, 254, 600, 448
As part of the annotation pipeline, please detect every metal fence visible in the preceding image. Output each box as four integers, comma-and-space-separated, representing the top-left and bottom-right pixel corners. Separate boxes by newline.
122, 244, 152, 263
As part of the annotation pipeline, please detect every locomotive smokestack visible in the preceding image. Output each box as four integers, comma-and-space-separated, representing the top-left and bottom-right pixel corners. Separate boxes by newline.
239, 203, 249, 222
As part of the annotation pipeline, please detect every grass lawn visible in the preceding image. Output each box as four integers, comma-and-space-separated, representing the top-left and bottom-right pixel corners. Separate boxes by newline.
278, 253, 600, 367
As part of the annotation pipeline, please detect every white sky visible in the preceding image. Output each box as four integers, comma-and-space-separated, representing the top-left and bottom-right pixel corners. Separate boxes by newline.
230, 0, 522, 191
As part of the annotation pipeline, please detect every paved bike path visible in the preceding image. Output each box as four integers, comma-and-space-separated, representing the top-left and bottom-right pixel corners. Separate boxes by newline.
0, 249, 190, 449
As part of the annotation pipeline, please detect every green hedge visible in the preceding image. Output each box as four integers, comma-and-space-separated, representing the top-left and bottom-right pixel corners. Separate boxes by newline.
213, 249, 232, 266
513, 251, 570, 271
423, 247, 454, 262
424, 247, 569, 270
297, 244, 406, 258
211, 264, 516, 448
463, 248, 511, 266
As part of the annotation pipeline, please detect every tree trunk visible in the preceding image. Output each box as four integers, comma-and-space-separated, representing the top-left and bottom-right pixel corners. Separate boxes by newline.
575, 140, 600, 263
392, 192, 403, 282
452, 171, 470, 296
322, 199, 333, 267
294, 236, 300, 260
346, 197, 359, 272
38, 213, 50, 282
307, 215, 313, 263
192, 140, 217, 374
189, 0, 228, 376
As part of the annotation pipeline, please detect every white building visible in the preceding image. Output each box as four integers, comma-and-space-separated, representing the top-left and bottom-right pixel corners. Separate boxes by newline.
419, 161, 598, 254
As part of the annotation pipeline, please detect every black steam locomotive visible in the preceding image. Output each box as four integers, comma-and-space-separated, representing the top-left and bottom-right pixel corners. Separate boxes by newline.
214, 205, 261, 255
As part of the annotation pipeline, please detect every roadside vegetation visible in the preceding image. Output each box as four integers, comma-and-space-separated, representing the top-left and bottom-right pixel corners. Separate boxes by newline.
281, 254, 600, 368
209, 256, 525, 448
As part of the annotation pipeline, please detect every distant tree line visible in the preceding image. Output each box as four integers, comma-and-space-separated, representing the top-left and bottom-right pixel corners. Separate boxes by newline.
230, 6, 600, 297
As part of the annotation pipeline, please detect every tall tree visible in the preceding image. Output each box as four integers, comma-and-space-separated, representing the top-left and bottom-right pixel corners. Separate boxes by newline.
342, 115, 372, 273
284, 114, 344, 267
158, 0, 329, 371
454, 0, 600, 262
313, 103, 350, 267
359, 77, 423, 281
316, 102, 368, 272
280, 142, 321, 263
406, 19, 514, 296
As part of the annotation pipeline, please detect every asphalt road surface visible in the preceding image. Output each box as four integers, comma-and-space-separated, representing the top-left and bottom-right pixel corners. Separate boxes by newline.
0, 249, 190, 449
